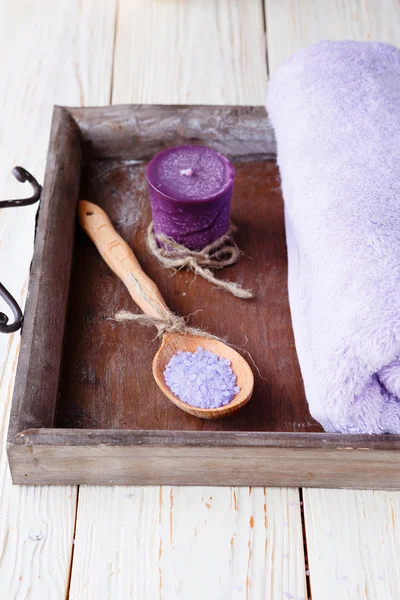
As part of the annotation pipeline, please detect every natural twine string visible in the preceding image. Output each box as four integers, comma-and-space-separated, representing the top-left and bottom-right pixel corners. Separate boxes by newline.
146, 222, 253, 299
113, 309, 265, 379
114, 308, 220, 341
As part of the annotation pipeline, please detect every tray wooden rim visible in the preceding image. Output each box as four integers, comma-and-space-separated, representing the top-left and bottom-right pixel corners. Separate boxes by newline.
7, 104, 400, 488
9, 428, 400, 450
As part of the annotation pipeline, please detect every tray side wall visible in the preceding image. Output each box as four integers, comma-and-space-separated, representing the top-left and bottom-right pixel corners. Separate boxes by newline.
67, 104, 276, 161
7, 107, 82, 439
7, 440, 400, 489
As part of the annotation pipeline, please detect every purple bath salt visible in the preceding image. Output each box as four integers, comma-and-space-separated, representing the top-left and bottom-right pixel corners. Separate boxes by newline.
164, 346, 240, 409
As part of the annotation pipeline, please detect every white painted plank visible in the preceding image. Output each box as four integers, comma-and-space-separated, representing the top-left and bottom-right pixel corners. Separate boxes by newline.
265, 0, 400, 73
112, 0, 268, 105
70, 486, 307, 600
304, 489, 400, 600
0, 0, 116, 596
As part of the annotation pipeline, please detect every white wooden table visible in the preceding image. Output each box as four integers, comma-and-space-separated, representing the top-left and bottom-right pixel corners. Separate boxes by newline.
0, 1, 399, 598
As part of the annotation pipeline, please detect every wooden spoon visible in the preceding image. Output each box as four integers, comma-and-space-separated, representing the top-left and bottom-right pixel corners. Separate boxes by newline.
78, 200, 254, 419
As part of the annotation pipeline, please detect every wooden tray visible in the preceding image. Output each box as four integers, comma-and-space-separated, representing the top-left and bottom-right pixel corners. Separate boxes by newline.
7, 105, 400, 488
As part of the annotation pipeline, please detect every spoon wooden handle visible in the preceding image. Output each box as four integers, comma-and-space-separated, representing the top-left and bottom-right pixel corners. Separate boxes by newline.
78, 200, 170, 320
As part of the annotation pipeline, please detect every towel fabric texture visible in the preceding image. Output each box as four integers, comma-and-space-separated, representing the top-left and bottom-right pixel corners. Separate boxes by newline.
267, 41, 400, 433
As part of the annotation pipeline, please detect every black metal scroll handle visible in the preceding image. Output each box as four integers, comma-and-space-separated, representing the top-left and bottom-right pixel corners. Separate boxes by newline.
0, 167, 42, 333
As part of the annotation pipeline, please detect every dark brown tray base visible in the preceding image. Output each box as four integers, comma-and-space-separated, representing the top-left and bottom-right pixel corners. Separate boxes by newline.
56, 159, 320, 433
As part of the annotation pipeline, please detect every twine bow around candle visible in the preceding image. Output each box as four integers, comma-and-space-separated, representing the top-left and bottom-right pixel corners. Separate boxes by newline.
146, 221, 254, 299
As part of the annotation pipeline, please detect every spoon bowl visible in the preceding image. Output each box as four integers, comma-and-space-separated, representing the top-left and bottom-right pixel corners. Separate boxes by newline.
79, 200, 254, 420
153, 333, 254, 418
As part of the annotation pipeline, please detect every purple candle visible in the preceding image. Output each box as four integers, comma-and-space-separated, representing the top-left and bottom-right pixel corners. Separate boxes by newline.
146, 145, 235, 250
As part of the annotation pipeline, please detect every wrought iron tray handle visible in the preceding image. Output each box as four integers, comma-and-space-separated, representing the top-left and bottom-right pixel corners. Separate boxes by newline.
0, 167, 42, 333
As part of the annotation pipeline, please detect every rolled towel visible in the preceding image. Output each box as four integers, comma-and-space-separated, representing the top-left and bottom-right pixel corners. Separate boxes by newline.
267, 41, 400, 434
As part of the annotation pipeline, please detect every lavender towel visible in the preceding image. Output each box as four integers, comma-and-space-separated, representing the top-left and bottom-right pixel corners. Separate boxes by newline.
267, 41, 400, 434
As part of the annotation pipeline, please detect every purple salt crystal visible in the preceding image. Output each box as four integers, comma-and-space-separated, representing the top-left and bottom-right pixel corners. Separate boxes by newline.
163, 346, 240, 409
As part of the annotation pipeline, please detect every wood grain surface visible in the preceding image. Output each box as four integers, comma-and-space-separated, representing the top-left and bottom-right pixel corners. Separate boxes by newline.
8, 439, 400, 488
55, 158, 316, 433
67, 105, 276, 161
8, 108, 81, 438
69, 486, 306, 600
265, 0, 400, 74
112, 0, 267, 105
304, 488, 400, 599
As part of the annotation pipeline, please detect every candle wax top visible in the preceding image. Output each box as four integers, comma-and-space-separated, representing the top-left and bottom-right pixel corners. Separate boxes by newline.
146, 145, 234, 202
